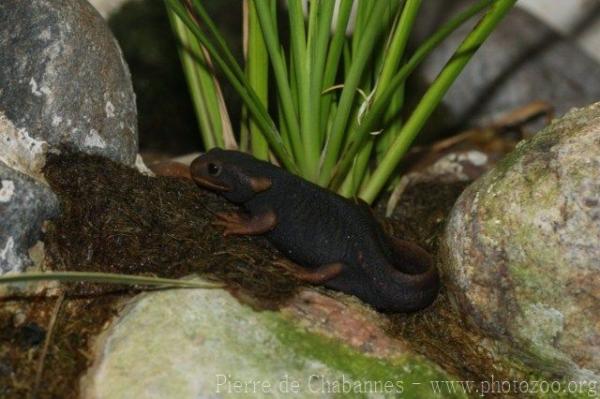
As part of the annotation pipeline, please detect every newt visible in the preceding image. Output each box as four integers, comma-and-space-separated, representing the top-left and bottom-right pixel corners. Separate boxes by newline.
190, 148, 439, 312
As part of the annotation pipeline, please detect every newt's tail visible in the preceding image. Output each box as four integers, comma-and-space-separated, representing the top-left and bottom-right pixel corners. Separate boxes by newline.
370, 238, 440, 313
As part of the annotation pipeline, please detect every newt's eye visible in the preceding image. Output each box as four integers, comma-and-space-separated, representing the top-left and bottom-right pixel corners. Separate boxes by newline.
207, 163, 221, 176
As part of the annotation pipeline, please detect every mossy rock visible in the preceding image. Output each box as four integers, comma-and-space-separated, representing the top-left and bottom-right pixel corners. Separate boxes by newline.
82, 282, 464, 399
442, 102, 600, 381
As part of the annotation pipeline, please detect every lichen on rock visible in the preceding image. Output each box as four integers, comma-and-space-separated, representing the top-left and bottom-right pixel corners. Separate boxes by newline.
442, 102, 600, 380
82, 282, 465, 399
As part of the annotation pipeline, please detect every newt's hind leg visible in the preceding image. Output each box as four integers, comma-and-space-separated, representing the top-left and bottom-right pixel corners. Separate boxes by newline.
273, 258, 344, 284
390, 238, 433, 275
213, 210, 277, 236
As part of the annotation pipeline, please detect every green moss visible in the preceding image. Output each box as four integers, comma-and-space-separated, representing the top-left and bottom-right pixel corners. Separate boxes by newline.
263, 314, 467, 399
508, 261, 555, 301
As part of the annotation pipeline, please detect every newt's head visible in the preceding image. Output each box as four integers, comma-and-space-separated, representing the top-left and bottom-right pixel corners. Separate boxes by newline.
190, 148, 273, 203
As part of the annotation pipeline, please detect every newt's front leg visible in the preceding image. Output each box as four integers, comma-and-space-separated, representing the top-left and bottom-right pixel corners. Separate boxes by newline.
213, 209, 277, 236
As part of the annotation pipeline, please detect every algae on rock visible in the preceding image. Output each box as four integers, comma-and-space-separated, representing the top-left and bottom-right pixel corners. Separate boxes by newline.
442, 102, 600, 381
83, 283, 465, 399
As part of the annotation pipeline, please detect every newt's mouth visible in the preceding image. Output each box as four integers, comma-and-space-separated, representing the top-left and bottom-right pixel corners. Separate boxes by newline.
192, 175, 232, 192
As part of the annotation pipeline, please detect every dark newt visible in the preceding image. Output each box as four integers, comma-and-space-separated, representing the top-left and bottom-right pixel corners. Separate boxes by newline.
190, 148, 439, 313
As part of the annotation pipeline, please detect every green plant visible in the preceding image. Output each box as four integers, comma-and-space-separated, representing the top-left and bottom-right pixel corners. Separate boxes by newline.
165, 0, 516, 204
0, 271, 223, 289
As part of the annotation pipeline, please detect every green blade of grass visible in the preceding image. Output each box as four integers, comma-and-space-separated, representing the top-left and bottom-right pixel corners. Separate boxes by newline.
168, 10, 220, 149
372, 0, 417, 103
288, 50, 300, 133
245, 0, 270, 160
318, 0, 390, 186
375, 87, 405, 160
307, 0, 336, 162
169, 1, 268, 130
339, 0, 417, 195
338, 139, 373, 197
212, 71, 237, 149
278, 100, 293, 152
253, 0, 305, 173
319, 0, 354, 144
167, 1, 263, 121
185, 0, 271, 152
298, 0, 337, 181
166, 0, 298, 173
329, 0, 494, 189
187, 0, 277, 155
239, 106, 250, 152
0, 272, 224, 289
351, 0, 373, 56
373, 1, 410, 162
360, 0, 516, 203
187, 0, 247, 84
288, 0, 320, 180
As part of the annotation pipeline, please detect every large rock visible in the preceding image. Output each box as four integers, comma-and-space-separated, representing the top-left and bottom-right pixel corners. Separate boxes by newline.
82, 283, 464, 399
0, 162, 58, 274
0, 0, 138, 274
0, 0, 138, 169
413, 3, 600, 130
442, 102, 600, 380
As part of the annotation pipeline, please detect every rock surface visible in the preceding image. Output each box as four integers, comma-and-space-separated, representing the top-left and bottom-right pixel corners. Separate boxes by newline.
442, 102, 600, 380
0, 162, 58, 274
82, 284, 463, 399
0, 0, 138, 169
0, 0, 138, 274
413, 3, 600, 131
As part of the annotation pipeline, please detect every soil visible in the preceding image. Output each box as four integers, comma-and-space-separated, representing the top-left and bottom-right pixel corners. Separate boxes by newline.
0, 294, 122, 399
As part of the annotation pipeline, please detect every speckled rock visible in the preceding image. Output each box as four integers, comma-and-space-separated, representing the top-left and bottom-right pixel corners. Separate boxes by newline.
0, 161, 58, 274
82, 283, 464, 399
0, 0, 138, 168
413, 3, 600, 130
442, 102, 600, 380
0, 0, 138, 274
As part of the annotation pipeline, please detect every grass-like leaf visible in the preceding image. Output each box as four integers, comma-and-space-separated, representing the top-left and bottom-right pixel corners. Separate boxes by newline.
360, 0, 517, 202
166, 0, 515, 203
244, 0, 270, 160
330, 0, 497, 190
0, 271, 224, 289
253, 0, 304, 171
168, 10, 225, 149
166, 0, 299, 173
318, 0, 392, 186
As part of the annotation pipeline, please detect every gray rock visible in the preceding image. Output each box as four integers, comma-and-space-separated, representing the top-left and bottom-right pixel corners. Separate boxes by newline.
0, 0, 138, 167
413, 3, 600, 130
0, 161, 59, 274
0, 0, 139, 274
82, 281, 463, 399
442, 102, 600, 380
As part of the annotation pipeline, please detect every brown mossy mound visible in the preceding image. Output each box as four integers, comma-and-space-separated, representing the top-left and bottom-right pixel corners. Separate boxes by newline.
43, 151, 304, 306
